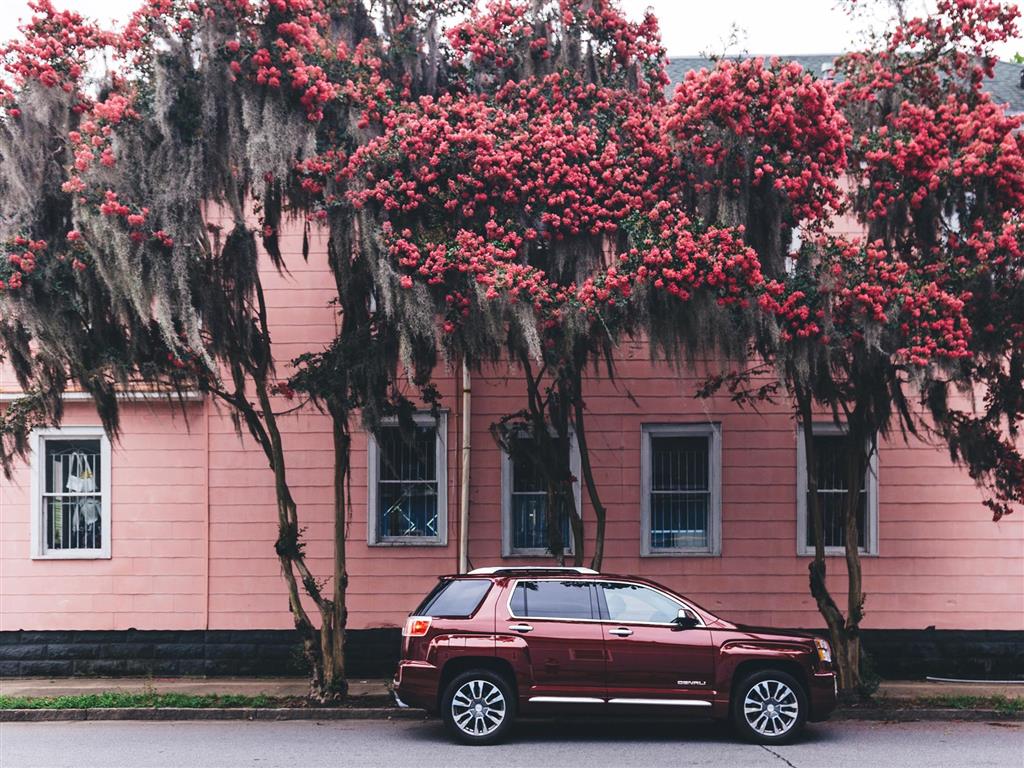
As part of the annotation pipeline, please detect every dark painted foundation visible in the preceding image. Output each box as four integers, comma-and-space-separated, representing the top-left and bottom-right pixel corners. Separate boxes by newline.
0, 628, 1020, 680
0, 628, 400, 679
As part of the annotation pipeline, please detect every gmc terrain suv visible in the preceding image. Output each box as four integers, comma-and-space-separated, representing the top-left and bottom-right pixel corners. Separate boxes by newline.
393, 567, 837, 745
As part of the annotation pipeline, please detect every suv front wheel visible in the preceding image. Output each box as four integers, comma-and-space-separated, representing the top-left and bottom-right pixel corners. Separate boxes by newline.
732, 670, 807, 745
441, 669, 516, 745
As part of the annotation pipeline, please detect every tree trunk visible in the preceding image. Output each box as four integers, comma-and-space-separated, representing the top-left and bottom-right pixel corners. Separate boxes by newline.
839, 424, 869, 694
797, 388, 857, 695
319, 414, 350, 699
573, 389, 607, 572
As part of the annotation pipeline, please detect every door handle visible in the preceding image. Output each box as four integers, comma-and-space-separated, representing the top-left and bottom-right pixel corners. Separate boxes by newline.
608, 627, 633, 637
508, 623, 534, 633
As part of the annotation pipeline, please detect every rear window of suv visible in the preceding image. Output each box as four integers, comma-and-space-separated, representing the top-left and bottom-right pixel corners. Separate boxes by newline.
414, 578, 491, 618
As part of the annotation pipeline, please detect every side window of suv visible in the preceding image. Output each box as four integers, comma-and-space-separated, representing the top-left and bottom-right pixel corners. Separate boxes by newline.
509, 580, 596, 620
599, 582, 685, 624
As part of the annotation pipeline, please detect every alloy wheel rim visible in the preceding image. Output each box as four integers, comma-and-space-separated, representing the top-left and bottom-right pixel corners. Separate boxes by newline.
743, 679, 799, 737
451, 679, 506, 736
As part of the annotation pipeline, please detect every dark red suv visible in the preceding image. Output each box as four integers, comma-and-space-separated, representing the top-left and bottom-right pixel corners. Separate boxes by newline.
393, 567, 837, 745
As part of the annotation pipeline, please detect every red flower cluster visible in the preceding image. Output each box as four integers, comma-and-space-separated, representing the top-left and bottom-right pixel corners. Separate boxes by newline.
447, 0, 667, 93
837, 0, 1020, 105
578, 214, 763, 313
667, 57, 850, 223
223, 0, 343, 121
0, 236, 47, 291
855, 94, 1024, 220
0, 0, 114, 103
447, 1, 532, 71
349, 73, 672, 245
760, 236, 974, 365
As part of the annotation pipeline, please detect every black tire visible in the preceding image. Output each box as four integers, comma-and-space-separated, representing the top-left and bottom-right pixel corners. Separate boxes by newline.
440, 669, 516, 745
732, 669, 808, 745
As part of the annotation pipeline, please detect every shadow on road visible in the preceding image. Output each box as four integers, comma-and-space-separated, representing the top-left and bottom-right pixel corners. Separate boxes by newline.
402, 716, 841, 746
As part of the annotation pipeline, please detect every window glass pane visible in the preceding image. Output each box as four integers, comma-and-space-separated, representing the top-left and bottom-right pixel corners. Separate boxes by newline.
43, 438, 102, 551
379, 425, 436, 482
511, 440, 544, 493
508, 436, 571, 551
417, 579, 491, 618
512, 495, 549, 550
651, 436, 708, 491
511, 580, 594, 619
650, 494, 708, 549
601, 583, 681, 624
805, 434, 867, 548
377, 424, 439, 539
649, 434, 710, 550
379, 483, 438, 538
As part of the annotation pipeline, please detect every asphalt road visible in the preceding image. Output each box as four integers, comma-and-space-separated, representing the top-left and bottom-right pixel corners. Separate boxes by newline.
1, 718, 1021, 768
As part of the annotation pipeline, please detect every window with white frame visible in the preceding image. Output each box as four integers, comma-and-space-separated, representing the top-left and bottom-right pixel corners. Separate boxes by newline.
368, 413, 447, 545
796, 424, 879, 555
640, 424, 722, 556
31, 427, 111, 559
501, 431, 580, 556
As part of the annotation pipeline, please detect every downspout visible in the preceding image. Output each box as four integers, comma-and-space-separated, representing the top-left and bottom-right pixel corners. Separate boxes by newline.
458, 361, 472, 573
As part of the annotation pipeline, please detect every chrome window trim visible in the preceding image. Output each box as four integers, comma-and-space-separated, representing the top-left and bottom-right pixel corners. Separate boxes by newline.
504, 578, 706, 628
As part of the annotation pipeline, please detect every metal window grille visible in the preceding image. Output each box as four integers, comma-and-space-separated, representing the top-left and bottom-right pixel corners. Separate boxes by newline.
377, 424, 439, 539
42, 438, 103, 552
806, 434, 867, 549
510, 437, 569, 551
649, 435, 709, 550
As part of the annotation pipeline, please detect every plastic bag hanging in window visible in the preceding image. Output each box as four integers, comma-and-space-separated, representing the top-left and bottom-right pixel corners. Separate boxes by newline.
66, 451, 96, 493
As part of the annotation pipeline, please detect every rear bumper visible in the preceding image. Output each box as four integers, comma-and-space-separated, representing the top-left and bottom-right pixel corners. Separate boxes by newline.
808, 670, 838, 721
393, 660, 440, 712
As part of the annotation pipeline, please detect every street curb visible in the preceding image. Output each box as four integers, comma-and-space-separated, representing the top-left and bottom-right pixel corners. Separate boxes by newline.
2, 706, 1020, 723
833, 707, 1023, 722
0, 707, 430, 722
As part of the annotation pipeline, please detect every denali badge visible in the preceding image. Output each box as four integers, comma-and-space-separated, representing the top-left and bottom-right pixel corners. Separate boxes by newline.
677, 680, 707, 686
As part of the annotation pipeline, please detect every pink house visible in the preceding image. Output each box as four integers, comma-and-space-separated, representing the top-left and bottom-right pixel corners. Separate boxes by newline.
2, 57, 1023, 679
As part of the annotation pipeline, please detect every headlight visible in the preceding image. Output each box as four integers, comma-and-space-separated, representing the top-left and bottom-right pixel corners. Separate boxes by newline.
814, 638, 833, 664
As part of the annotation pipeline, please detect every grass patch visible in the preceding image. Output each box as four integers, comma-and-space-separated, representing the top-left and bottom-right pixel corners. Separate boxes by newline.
869, 694, 1024, 715
0, 692, 280, 710
909, 694, 1024, 715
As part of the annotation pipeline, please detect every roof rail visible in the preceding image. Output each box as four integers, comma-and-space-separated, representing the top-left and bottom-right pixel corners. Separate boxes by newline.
467, 566, 599, 575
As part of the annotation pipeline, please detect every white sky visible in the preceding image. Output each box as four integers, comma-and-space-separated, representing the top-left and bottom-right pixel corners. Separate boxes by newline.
1, 0, 1021, 60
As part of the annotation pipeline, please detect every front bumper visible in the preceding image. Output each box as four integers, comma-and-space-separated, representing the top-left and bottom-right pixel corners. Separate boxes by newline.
808, 670, 838, 721
393, 660, 440, 712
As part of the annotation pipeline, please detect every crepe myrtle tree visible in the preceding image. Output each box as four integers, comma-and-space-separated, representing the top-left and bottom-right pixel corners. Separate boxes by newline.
701, 0, 1024, 695
0, 0, 422, 701
337, 0, 771, 568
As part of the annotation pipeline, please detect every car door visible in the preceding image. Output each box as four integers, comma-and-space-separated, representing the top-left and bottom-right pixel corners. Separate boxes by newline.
500, 579, 606, 702
597, 581, 715, 706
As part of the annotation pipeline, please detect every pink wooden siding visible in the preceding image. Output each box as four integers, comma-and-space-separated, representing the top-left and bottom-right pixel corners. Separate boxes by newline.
2, 226, 1022, 633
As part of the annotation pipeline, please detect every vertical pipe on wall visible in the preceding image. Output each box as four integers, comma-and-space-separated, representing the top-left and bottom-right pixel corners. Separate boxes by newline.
203, 394, 211, 630
458, 362, 472, 573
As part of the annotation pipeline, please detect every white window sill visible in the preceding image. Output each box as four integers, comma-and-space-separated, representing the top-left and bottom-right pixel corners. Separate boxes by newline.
502, 550, 575, 558
797, 548, 878, 558
368, 538, 447, 547
33, 551, 111, 560
641, 549, 721, 558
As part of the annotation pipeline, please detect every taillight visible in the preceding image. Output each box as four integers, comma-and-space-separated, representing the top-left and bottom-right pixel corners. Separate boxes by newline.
404, 616, 432, 637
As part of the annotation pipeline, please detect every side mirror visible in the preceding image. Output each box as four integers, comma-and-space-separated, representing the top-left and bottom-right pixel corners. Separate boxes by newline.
672, 608, 700, 630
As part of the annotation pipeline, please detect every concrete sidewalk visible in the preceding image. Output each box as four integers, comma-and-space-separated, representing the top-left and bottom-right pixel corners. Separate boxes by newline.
0, 676, 375, 699
2, 676, 1021, 701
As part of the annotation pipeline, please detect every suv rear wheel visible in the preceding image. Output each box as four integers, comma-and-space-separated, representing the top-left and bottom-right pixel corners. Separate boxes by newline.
732, 669, 807, 745
441, 669, 516, 745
